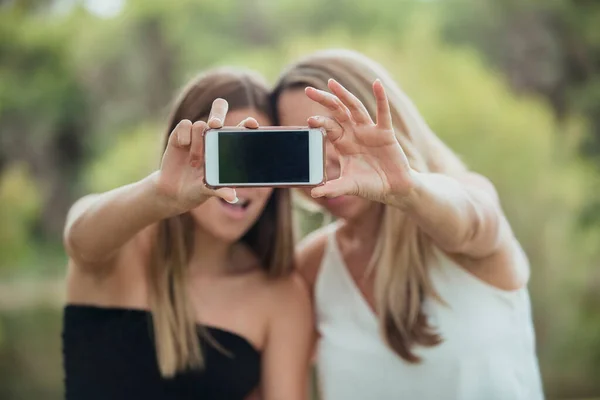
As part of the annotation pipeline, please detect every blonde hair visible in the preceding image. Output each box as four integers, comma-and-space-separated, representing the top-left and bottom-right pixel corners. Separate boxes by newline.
272, 49, 467, 362
151, 68, 295, 377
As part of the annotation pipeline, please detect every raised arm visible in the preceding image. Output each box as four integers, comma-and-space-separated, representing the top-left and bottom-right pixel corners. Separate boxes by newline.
304, 79, 527, 289
64, 173, 179, 269
392, 171, 507, 257
65, 102, 238, 272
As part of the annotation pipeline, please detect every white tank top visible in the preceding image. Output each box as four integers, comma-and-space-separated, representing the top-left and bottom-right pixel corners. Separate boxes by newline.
315, 224, 545, 400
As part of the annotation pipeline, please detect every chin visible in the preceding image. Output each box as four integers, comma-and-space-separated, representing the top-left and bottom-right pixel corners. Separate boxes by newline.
190, 215, 251, 244
194, 221, 252, 246
329, 208, 364, 222
210, 228, 246, 244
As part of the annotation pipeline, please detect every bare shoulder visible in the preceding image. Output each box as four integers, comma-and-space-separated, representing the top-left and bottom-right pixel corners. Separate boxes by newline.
449, 172, 530, 290
268, 272, 311, 302
65, 223, 157, 305
259, 272, 315, 400
295, 225, 332, 293
452, 236, 530, 291
63, 194, 100, 245
263, 272, 312, 320
64, 193, 156, 271
66, 194, 100, 217
445, 172, 531, 291
67, 222, 156, 274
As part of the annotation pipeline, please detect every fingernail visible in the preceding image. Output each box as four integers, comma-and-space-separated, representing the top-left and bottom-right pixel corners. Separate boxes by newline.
226, 196, 239, 204
210, 117, 221, 125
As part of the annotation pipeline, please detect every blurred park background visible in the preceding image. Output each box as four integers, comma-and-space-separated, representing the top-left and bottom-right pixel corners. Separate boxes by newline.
1, 0, 600, 398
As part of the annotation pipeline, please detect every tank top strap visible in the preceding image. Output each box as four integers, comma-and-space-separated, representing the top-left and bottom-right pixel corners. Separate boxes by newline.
315, 221, 379, 334
316, 221, 341, 280
320, 220, 348, 277
325, 219, 341, 243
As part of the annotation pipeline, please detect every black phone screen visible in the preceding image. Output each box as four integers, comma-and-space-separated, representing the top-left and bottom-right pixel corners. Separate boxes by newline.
218, 130, 310, 184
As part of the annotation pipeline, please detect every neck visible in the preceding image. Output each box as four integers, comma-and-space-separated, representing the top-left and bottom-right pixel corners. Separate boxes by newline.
188, 227, 232, 276
340, 202, 385, 244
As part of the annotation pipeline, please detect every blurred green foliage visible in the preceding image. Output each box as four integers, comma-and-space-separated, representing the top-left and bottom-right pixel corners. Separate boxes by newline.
0, 164, 41, 270
0, 307, 63, 400
0, 0, 599, 399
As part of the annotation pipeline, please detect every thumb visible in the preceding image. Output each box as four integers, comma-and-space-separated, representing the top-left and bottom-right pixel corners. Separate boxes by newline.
237, 117, 259, 129
213, 187, 238, 203
311, 178, 356, 198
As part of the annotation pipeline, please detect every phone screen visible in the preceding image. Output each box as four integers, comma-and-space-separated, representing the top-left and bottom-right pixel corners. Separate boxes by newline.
218, 130, 310, 184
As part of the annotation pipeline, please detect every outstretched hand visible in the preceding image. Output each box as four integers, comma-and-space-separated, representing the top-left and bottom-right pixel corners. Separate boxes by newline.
305, 79, 416, 203
155, 98, 258, 212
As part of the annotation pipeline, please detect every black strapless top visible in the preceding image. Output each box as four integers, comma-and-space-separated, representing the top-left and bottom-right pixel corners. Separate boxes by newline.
62, 305, 261, 400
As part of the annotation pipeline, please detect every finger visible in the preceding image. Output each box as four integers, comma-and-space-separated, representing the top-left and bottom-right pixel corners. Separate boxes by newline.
237, 117, 259, 129
328, 79, 372, 125
373, 79, 393, 130
307, 116, 343, 143
213, 187, 238, 203
208, 98, 228, 128
190, 121, 207, 167
168, 119, 193, 148
311, 177, 357, 198
305, 87, 353, 129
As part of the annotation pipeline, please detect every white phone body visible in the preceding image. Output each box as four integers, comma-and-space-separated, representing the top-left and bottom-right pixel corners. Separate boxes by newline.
204, 127, 325, 188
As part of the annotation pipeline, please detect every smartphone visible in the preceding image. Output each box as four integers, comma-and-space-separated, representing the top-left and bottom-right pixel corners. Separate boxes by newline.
204, 127, 325, 188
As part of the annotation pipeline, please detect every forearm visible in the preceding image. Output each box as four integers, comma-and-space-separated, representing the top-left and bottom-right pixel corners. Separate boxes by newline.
389, 171, 503, 257
65, 172, 181, 265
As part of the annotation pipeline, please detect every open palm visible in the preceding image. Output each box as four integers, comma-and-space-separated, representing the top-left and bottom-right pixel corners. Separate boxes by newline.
306, 79, 415, 203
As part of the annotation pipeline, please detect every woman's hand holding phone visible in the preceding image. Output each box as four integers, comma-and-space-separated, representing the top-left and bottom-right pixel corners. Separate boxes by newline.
305, 79, 415, 203
154, 98, 257, 212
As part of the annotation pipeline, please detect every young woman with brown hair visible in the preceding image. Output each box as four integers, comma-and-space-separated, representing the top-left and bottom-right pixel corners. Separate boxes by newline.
62, 68, 313, 400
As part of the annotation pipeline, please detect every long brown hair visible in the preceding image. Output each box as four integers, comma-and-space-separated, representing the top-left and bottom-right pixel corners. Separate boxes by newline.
271, 50, 467, 362
151, 67, 295, 377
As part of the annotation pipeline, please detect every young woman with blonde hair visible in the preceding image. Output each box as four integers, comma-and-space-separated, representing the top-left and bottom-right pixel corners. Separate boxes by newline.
62, 68, 313, 400
271, 49, 544, 400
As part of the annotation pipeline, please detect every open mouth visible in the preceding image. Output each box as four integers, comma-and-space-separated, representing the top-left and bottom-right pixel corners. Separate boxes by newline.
218, 197, 251, 218
219, 197, 250, 208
